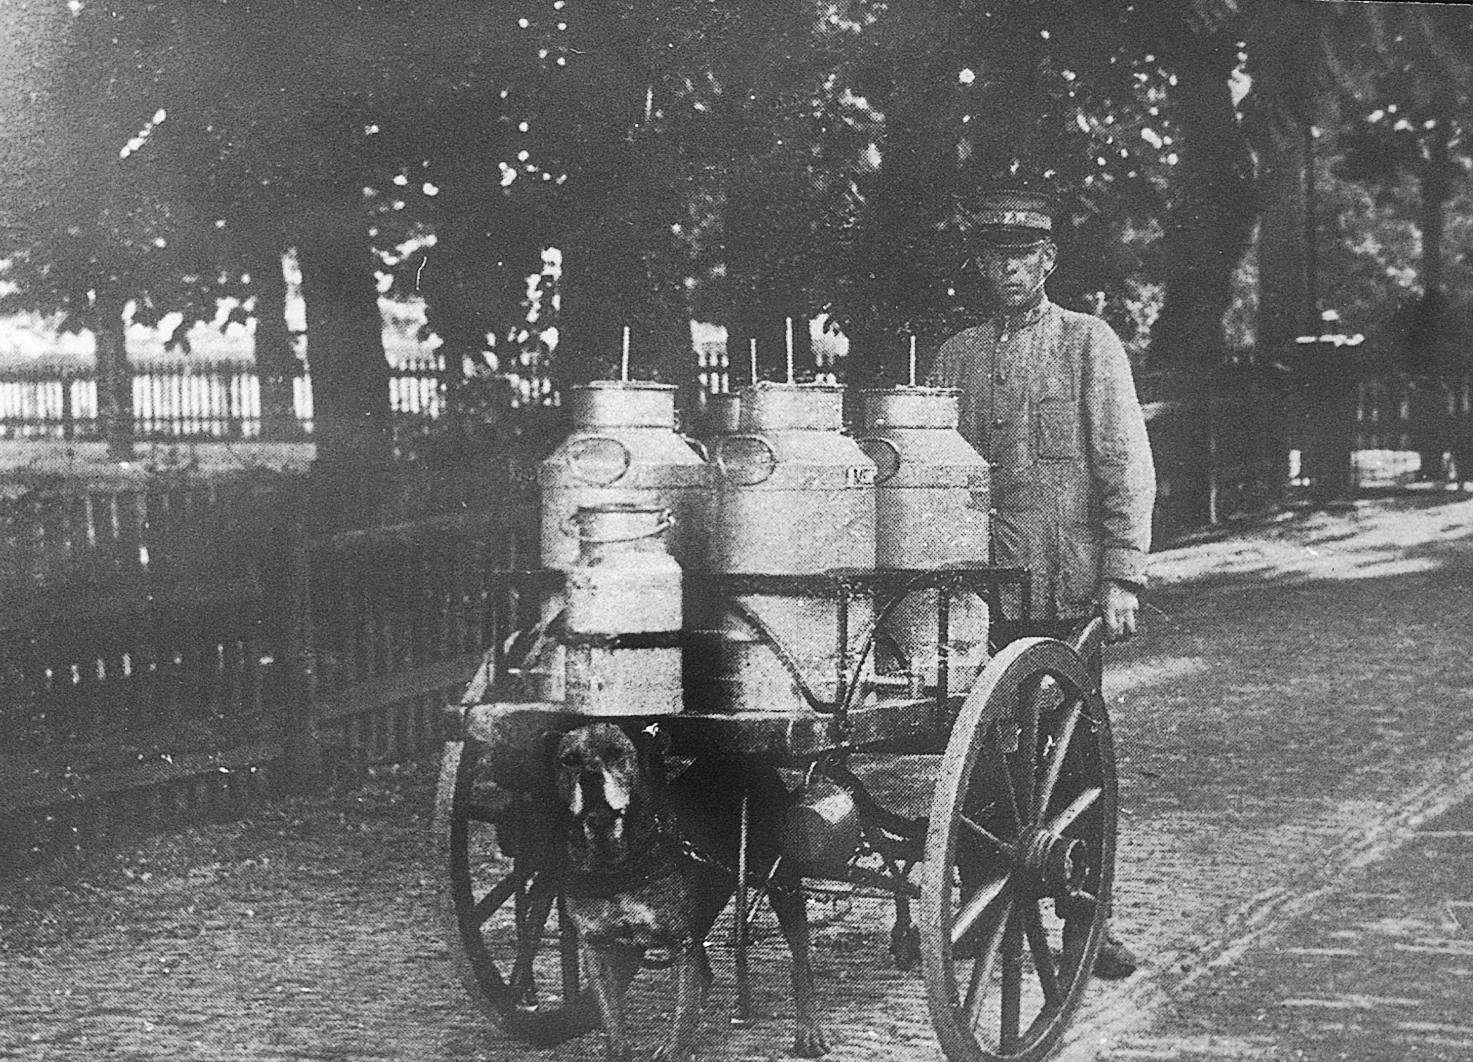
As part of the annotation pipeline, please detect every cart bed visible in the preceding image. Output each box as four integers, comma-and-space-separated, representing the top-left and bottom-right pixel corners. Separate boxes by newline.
450, 692, 960, 763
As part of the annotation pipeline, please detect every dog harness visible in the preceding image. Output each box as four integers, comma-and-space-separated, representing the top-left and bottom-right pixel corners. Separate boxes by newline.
563, 828, 733, 900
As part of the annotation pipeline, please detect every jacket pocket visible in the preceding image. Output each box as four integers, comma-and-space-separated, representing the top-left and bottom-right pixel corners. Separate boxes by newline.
1035, 400, 1081, 461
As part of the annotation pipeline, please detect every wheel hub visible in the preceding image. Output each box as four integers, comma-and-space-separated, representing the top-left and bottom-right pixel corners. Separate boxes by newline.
1018, 828, 1086, 897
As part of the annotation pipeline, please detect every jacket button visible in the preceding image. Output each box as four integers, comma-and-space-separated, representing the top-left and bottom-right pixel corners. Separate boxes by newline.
992, 418, 1005, 430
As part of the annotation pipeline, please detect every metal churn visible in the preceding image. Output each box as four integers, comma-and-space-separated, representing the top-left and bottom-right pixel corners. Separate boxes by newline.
539, 381, 711, 571
697, 391, 742, 443
856, 386, 992, 689
533, 382, 710, 700
704, 382, 877, 712
563, 503, 684, 716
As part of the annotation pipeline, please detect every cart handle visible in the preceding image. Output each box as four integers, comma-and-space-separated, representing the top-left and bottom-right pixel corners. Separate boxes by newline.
1065, 615, 1104, 663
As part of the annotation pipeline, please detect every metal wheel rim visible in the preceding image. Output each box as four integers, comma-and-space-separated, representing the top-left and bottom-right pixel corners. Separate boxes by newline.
919, 638, 1117, 1062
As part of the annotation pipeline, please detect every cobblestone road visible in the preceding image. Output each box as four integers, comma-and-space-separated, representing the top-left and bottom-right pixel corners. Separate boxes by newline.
3, 494, 1472, 1062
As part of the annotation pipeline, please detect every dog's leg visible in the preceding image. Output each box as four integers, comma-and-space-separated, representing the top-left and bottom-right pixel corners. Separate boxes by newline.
653, 938, 710, 1062
770, 871, 830, 1058
584, 943, 640, 1062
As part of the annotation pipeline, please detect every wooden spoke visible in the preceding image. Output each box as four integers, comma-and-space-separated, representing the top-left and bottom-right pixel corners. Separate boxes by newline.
1035, 696, 1084, 820
952, 874, 1010, 949
463, 798, 506, 823
557, 896, 580, 1002
999, 905, 1025, 1053
1048, 786, 1101, 835
510, 872, 559, 1000
992, 743, 1025, 833
472, 868, 530, 928
1022, 902, 1062, 1009
1012, 681, 1042, 823
959, 814, 1018, 859
963, 893, 1015, 1027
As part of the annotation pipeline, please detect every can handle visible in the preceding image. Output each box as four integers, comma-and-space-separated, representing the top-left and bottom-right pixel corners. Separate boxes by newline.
563, 435, 633, 486
561, 509, 677, 543
712, 434, 778, 486
854, 436, 902, 484
680, 434, 710, 462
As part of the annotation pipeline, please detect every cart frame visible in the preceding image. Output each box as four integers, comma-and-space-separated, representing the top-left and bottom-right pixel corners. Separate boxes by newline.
436, 565, 1116, 1062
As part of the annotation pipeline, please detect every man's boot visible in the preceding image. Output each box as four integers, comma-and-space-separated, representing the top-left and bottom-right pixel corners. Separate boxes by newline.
1092, 931, 1139, 980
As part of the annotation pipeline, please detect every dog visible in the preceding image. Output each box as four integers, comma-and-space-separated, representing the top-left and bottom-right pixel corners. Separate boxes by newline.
554, 722, 829, 1061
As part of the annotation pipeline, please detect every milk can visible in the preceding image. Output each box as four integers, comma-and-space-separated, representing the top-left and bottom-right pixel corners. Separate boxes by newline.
704, 382, 876, 712
539, 381, 711, 571
563, 503, 684, 716
780, 777, 861, 875
856, 386, 991, 689
698, 392, 742, 441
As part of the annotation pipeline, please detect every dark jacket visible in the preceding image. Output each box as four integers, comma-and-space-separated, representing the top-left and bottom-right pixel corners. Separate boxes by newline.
929, 297, 1156, 618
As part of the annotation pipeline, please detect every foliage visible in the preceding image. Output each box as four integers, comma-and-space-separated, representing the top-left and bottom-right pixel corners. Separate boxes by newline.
1, 0, 1469, 483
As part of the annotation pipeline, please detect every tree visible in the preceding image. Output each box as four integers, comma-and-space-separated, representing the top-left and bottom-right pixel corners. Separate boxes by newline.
1336, 4, 1473, 374
0, 2, 180, 458
2, 1, 537, 524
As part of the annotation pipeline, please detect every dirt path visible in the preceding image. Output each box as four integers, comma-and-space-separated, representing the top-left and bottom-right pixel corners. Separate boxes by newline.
3, 494, 1471, 1062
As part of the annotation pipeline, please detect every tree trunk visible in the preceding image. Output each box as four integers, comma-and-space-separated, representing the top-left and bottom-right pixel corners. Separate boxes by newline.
553, 115, 699, 411
1413, 106, 1452, 480
722, 181, 769, 388
296, 210, 395, 531
1253, 117, 1311, 361
1150, 31, 1257, 524
421, 195, 544, 447
1246, 1, 1322, 356
254, 250, 302, 441
94, 293, 133, 459
557, 236, 697, 410
554, 236, 635, 392
1422, 110, 1449, 313
849, 68, 959, 389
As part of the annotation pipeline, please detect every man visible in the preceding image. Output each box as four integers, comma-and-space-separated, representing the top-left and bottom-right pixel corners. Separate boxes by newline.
928, 183, 1156, 978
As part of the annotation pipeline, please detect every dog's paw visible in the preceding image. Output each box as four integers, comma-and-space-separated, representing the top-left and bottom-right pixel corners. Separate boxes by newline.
792, 1024, 830, 1058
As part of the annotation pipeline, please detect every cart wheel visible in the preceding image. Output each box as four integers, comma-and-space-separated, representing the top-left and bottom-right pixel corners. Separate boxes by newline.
919, 638, 1117, 1062
433, 738, 592, 1044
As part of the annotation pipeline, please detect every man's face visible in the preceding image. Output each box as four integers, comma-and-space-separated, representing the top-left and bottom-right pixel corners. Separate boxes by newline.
975, 240, 1056, 310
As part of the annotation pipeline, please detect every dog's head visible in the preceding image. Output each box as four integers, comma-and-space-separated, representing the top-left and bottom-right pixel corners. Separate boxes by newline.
554, 723, 649, 862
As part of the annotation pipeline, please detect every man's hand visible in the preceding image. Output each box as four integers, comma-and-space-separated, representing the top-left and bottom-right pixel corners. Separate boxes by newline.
1101, 580, 1140, 643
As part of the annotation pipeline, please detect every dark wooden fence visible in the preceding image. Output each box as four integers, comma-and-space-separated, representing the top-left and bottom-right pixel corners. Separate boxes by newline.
0, 467, 533, 871
1354, 371, 1472, 465
1143, 366, 1290, 541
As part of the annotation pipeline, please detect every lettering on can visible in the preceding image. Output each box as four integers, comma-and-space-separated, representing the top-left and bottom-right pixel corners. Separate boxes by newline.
847, 465, 877, 487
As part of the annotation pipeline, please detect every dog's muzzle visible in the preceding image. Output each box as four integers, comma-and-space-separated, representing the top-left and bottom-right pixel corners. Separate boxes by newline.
566, 768, 632, 818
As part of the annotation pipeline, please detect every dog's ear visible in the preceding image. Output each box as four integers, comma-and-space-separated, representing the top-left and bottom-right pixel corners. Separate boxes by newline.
545, 729, 574, 801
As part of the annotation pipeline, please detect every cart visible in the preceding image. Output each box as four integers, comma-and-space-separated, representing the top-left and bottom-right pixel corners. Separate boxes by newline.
434, 567, 1116, 1062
